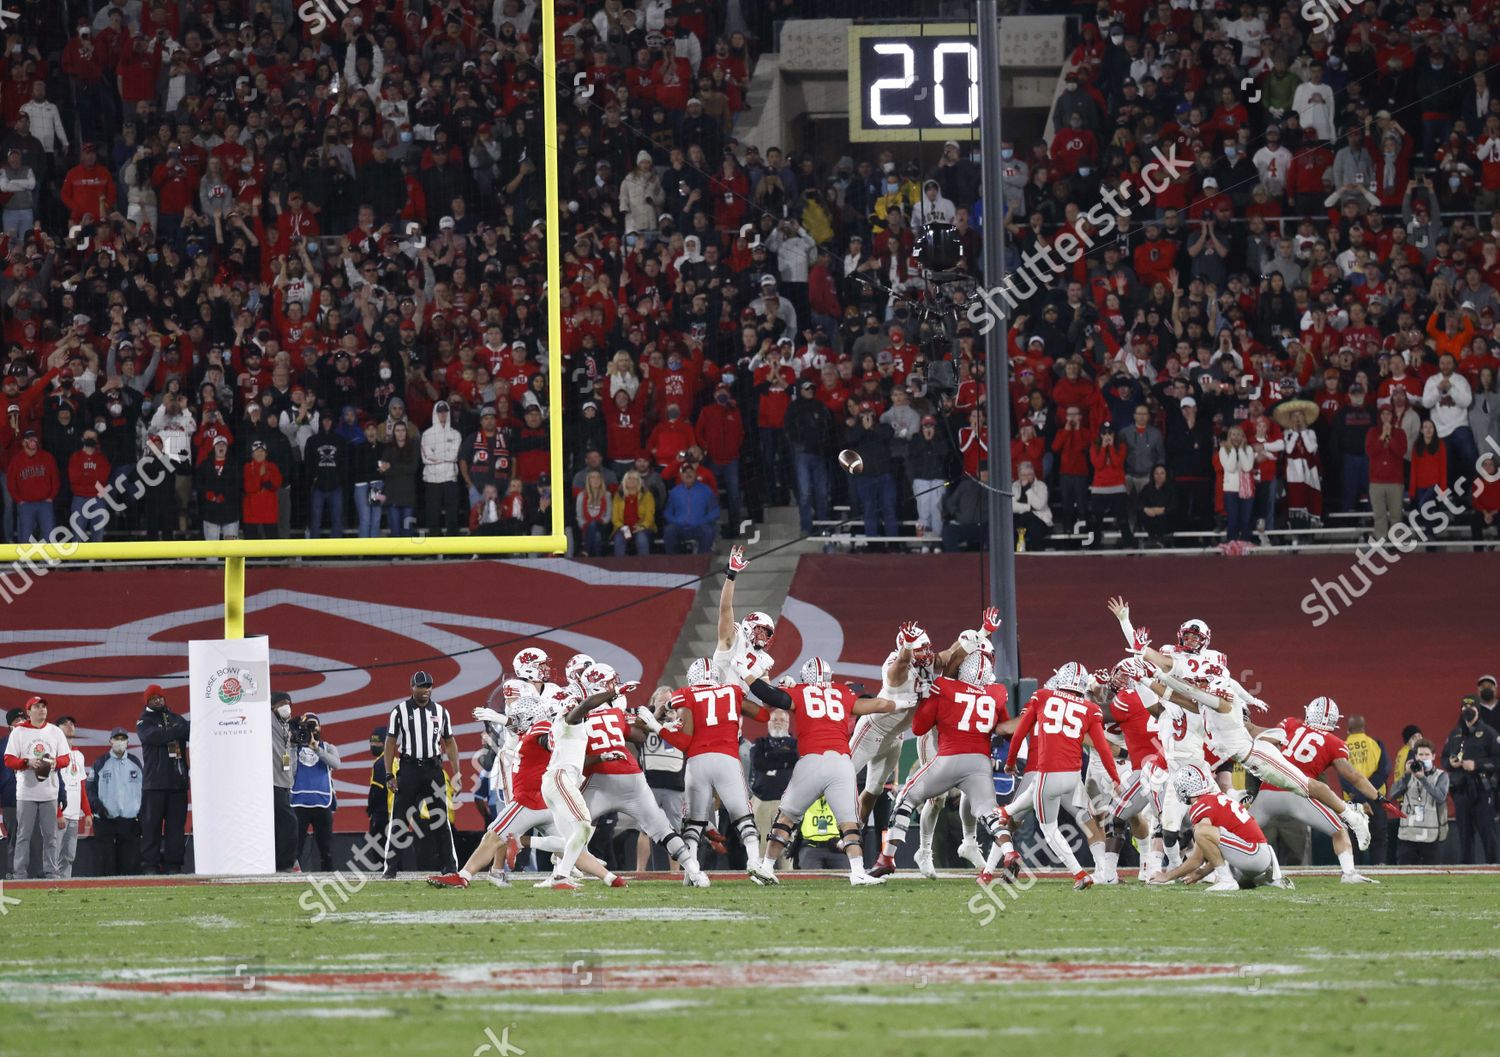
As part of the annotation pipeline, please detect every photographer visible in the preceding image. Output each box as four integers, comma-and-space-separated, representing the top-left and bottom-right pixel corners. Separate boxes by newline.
1443, 699, 1500, 864
290, 712, 341, 872
270, 691, 298, 871
1391, 740, 1450, 865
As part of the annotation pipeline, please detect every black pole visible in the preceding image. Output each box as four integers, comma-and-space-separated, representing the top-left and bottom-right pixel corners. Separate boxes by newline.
977, 0, 1019, 681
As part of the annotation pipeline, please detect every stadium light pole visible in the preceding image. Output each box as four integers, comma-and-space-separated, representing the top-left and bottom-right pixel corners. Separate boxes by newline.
977, 0, 1019, 681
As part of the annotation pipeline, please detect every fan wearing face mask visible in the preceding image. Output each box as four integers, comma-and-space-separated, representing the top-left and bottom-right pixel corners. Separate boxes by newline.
88, 726, 145, 876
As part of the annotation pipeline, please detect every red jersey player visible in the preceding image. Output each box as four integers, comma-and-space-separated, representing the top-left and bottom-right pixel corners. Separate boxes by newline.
1155, 766, 1281, 891
871, 646, 1018, 879
652, 659, 778, 885
1098, 656, 1167, 883
985, 662, 1121, 890
752, 657, 896, 885
1250, 696, 1384, 884
428, 683, 624, 890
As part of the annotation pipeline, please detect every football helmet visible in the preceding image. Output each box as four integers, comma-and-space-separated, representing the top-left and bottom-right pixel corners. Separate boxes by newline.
513, 647, 553, 683
541, 684, 580, 720
896, 622, 935, 667
1304, 696, 1341, 732
740, 611, 776, 649
800, 656, 834, 687
564, 653, 595, 690
507, 698, 545, 735
686, 657, 712, 685
1111, 656, 1152, 690
1177, 619, 1212, 652
579, 662, 619, 697
957, 643, 995, 687
1173, 764, 1213, 804
1045, 661, 1090, 695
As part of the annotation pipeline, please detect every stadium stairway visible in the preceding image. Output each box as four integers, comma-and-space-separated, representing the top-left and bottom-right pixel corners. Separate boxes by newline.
660, 506, 814, 686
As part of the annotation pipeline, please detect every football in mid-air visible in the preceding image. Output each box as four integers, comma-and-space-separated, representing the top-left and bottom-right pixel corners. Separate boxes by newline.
838, 449, 864, 475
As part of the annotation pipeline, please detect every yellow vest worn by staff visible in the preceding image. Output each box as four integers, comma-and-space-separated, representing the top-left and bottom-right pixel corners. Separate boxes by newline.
800, 797, 838, 844
1345, 732, 1385, 797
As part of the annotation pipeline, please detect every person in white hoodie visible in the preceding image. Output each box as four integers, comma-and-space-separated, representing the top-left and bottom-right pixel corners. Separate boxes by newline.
422, 400, 463, 533
1422, 352, 1477, 480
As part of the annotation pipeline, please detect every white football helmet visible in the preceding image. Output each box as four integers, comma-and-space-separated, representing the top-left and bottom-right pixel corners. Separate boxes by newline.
500, 678, 535, 709
1304, 696, 1341, 731
1111, 656, 1152, 690
1045, 661, 1090, 695
1173, 764, 1213, 804
800, 656, 834, 686
579, 662, 619, 697
686, 657, 713, 685
564, 653, 595, 690
897, 622, 935, 666
957, 643, 994, 687
1177, 619, 1212, 652
541, 683, 580, 720
506, 698, 545, 735
740, 611, 776, 649
513, 647, 553, 683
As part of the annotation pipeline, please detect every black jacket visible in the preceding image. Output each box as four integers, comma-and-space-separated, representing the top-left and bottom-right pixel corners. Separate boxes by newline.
1443, 717, 1500, 798
749, 734, 798, 800
303, 429, 350, 491
137, 706, 191, 791
844, 421, 896, 477
905, 431, 952, 480
194, 456, 243, 525
783, 396, 834, 455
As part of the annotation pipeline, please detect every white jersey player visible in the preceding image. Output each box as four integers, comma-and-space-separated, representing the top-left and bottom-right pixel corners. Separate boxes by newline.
710, 546, 778, 693
537, 683, 622, 890
1107, 597, 1372, 852
514, 646, 563, 698
851, 609, 1000, 828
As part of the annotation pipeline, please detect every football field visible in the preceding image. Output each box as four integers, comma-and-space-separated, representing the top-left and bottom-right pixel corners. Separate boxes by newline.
5, 870, 1497, 1057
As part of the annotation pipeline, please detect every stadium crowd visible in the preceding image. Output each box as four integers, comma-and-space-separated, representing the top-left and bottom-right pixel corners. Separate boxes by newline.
2, 0, 1500, 558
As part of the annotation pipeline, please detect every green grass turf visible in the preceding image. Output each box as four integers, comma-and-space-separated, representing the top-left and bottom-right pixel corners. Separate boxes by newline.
3, 873, 1498, 1057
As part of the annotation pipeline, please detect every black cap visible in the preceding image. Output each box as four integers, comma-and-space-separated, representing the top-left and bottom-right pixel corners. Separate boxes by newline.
271, 691, 293, 706
371, 725, 388, 739
411, 670, 434, 688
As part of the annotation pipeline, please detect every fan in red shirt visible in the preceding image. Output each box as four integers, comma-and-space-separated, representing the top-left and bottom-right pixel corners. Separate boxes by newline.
985, 662, 1120, 889
1249, 697, 1384, 884
749, 657, 897, 885
870, 645, 1017, 880
1153, 766, 1281, 890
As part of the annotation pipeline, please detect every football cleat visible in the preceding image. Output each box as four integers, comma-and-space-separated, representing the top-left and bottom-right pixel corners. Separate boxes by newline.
685, 866, 711, 888
486, 871, 511, 889
748, 860, 780, 886
1090, 873, 1120, 885
1206, 879, 1242, 892
1001, 850, 1022, 878
850, 871, 886, 886
1268, 876, 1297, 889
503, 835, 520, 871
426, 872, 468, 889
1344, 809, 1371, 850
867, 854, 897, 879
1072, 872, 1094, 891
704, 827, 729, 855
535, 876, 580, 890
976, 871, 995, 887
1340, 872, 1379, 885
914, 849, 939, 879
607, 874, 629, 888
956, 838, 986, 871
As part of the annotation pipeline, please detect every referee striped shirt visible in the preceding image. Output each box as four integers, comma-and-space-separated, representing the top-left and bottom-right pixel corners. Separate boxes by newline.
387, 697, 453, 761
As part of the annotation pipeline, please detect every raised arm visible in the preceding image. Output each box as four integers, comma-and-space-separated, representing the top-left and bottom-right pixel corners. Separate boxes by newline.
717, 545, 748, 649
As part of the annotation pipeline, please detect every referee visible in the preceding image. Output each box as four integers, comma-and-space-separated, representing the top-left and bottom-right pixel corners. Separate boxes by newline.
381, 671, 461, 878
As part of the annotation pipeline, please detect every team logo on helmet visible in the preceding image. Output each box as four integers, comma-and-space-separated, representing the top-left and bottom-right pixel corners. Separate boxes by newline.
799, 656, 834, 687
740, 611, 776, 649
513, 647, 553, 683
541, 684, 580, 720
686, 657, 712, 685
564, 653, 595, 689
1045, 661, 1090, 695
1177, 619, 1212, 652
1304, 696, 1341, 731
1173, 764, 1213, 804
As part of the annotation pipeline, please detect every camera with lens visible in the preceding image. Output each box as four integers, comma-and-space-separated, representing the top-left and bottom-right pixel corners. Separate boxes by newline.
290, 715, 319, 747
1408, 757, 1428, 774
